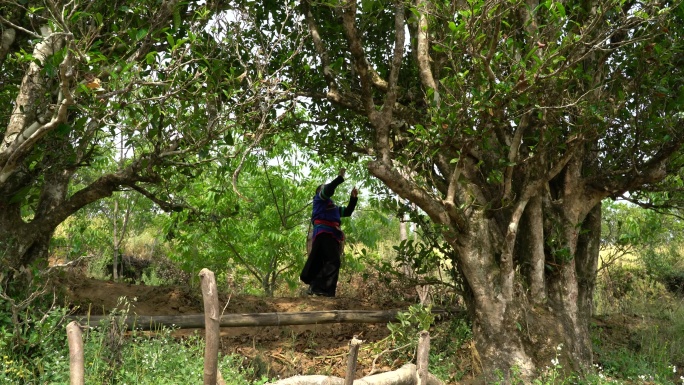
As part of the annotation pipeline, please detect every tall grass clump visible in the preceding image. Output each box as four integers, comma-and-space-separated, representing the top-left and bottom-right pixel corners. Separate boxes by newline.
592, 261, 684, 385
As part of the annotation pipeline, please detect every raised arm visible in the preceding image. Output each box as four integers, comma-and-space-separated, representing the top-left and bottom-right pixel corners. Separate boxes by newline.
320, 168, 346, 199
340, 187, 358, 217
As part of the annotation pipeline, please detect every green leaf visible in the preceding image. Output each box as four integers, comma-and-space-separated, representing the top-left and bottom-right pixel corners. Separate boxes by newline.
556, 3, 566, 17
56, 123, 71, 137
146, 51, 157, 65
9, 186, 32, 204
136, 28, 148, 41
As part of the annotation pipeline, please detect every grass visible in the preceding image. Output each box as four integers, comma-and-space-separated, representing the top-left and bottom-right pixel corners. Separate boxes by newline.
590, 275, 684, 385
3, 260, 683, 385
0, 301, 267, 385
411, 262, 684, 385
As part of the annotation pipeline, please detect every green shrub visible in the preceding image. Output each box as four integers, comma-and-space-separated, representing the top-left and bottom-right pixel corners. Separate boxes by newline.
594, 263, 675, 317
642, 246, 684, 294
0, 305, 71, 384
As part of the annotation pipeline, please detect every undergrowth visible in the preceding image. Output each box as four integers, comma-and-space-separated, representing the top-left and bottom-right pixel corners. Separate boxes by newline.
374, 273, 684, 385
590, 263, 684, 385
2, 260, 683, 385
0, 297, 267, 385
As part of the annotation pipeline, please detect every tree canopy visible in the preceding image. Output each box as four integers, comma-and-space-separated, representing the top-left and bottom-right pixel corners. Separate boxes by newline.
0, 0, 279, 273
2, 0, 684, 380
259, 0, 684, 378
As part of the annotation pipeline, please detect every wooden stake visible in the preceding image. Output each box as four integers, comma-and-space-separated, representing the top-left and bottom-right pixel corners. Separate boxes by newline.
416, 331, 430, 385
344, 335, 363, 385
66, 321, 84, 385
200, 268, 220, 385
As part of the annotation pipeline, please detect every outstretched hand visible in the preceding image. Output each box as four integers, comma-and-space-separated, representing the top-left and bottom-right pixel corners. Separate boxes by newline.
351, 187, 358, 198
338, 168, 346, 178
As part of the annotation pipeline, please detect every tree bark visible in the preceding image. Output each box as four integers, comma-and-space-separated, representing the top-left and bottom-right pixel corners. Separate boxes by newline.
569, 202, 602, 371
113, 199, 120, 280
424, 197, 602, 381
523, 195, 546, 304
0, 28, 16, 66
453, 212, 535, 381
415, 331, 429, 385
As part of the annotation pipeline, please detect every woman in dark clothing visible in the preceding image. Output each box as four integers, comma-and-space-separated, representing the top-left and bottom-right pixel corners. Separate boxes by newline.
300, 168, 358, 297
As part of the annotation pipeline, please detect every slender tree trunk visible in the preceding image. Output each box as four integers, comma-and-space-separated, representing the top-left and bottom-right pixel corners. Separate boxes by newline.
400, 210, 431, 305
523, 195, 546, 304
575, 203, 601, 359
113, 199, 119, 280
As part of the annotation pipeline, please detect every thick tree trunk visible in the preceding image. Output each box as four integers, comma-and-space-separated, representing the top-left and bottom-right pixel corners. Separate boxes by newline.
575, 204, 601, 362
0, 202, 52, 270
454, 213, 535, 381
450, 201, 599, 381
546, 202, 601, 373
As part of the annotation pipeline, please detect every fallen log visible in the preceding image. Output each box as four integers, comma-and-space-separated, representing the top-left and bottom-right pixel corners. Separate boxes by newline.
70, 309, 403, 331
265, 364, 444, 385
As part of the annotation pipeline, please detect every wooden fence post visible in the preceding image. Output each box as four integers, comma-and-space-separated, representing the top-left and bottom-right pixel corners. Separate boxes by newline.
344, 336, 363, 385
66, 321, 84, 385
200, 268, 220, 385
416, 331, 430, 385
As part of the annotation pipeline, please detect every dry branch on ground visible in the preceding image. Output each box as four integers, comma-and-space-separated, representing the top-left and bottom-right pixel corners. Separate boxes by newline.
265, 364, 443, 385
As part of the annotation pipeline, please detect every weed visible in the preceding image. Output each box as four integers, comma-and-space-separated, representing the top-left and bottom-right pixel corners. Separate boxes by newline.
591, 261, 684, 385
0, 296, 268, 384
428, 317, 472, 382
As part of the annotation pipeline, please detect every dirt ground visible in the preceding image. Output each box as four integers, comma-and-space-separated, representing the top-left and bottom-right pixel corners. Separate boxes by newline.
58, 273, 682, 384
61, 274, 420, 381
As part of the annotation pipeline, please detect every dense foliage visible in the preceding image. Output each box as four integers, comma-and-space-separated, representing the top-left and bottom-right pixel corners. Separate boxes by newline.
258, 0, 684, 377
2, 0, 684, 381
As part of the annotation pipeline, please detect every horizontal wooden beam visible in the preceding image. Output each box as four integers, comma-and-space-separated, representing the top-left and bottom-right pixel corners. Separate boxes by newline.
70, 309, 405, 331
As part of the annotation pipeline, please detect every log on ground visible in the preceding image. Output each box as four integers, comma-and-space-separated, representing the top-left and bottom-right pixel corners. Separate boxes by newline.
265, 364, 444, 385
71, 309, 403, 330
